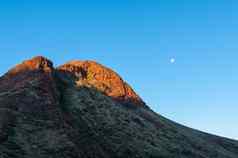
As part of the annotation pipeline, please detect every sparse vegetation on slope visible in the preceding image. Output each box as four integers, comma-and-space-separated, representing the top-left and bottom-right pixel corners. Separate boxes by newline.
0, 56, 237, 158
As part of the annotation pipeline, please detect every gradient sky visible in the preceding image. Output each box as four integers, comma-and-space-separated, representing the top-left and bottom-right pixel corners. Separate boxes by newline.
1, 0, 238, 139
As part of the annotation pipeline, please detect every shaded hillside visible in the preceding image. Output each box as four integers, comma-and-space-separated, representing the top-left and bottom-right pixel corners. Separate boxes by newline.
0, 56, 237, 158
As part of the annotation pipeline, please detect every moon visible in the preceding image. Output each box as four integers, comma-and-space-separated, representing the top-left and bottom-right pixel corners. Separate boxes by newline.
170, 58, 175, 63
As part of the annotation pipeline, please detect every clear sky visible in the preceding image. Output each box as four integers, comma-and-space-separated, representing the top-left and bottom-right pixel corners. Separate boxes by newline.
1, 0, 238, 140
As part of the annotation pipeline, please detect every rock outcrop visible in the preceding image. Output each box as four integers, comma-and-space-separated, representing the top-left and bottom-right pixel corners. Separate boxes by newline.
58, 60, 146, 107
6, 56, 54, 76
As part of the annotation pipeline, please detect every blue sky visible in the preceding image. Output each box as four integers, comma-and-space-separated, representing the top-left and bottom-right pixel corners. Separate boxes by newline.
1, 0, 238, 139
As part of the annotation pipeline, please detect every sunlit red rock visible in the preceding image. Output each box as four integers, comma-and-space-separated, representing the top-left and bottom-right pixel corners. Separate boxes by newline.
0, 56, 237, 158
58, 60, 146, 107
6, 56, 53, 77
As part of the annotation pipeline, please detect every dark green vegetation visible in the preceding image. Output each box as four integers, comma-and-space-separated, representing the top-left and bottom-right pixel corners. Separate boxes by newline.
0, 56, 238, 158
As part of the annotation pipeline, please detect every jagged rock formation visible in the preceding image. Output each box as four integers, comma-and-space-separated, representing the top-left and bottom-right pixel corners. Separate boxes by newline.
0, 56, 238, 158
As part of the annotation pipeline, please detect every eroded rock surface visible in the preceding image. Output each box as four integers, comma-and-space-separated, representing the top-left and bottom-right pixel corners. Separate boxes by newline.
58, 60, 146, 107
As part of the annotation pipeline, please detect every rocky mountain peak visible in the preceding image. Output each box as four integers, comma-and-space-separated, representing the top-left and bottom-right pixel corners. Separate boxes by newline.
58, 60, 146, 107
23, 56, 53, 70
0, 56, 238, 158
3, 56, 146, 107
6, 56, 53, 76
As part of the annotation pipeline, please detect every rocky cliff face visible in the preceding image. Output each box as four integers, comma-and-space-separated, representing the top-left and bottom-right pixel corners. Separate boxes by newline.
58, 60, 146, 107
0, 56, 238, 158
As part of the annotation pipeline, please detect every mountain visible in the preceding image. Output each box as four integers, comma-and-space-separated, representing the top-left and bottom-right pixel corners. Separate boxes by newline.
0, 56, 237, 158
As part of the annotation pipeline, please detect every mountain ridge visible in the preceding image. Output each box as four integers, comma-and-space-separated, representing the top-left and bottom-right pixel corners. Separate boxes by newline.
0, 56, 238, 158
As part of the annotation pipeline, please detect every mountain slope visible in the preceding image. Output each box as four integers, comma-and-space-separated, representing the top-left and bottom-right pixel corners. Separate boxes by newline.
0, 56, 237, 158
